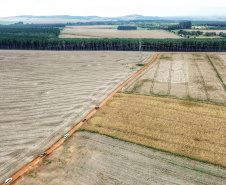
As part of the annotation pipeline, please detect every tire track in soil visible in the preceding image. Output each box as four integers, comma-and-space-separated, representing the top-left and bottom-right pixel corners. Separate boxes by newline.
150, 55, 161, 93
167, 54, 173, 95
181, 53, 189, 97
14, 132, 226, 185
192, 54, 209, 101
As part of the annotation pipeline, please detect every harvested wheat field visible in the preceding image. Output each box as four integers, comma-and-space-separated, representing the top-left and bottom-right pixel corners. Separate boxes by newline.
14, 132, 226, 185
0, 50, 155, 183
60, 26, 181, 38
122, 53, 226, 105
82, 93, 226, 166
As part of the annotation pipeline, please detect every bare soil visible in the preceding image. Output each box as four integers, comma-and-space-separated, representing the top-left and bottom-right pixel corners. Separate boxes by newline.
60, 26, 181, 38
82, 93, 226, 166
209, 54, 226, 84
14, 132, 226, 185
0, 50, 154, 183
122, 53, 226, 105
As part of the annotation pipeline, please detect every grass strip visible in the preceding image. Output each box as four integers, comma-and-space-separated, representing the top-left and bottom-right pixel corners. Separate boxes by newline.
78, 129, 226, 169
123, 91, 226, 107
206, 54, 226, 90
136, 63, 145, 66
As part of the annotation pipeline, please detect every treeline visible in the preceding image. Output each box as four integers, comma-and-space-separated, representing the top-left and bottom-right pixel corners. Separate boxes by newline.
178, 30, 226, 37
178, 30, 204, 36
117, 26, 137, 30
219, 32, 226, 38
193, 21, 226, 27
0, 27, 60, 37
0, 36, 226, 52
168, 21, 192, 30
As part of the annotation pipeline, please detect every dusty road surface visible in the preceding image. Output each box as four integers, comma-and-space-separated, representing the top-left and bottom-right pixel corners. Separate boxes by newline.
0, 50, 154, 183
82, 93, 226, 166
122, 53, 226, 105
14, 132, 226, 185
60, 26, 181, 38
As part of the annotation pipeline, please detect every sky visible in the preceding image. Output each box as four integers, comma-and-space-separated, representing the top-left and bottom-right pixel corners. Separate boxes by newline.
0, 0, 226, 17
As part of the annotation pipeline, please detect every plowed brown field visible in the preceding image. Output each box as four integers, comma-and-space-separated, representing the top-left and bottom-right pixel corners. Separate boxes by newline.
14, 132, 226, 185
0, 50, 154, 183
122, 53, 226, 105
82, 93, 226, 166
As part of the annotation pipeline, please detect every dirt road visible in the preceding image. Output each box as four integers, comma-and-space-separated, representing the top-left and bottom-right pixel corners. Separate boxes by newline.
0, 50, 154, 183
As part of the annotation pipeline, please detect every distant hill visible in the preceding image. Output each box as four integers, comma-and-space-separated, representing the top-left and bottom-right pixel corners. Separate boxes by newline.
0, 14, 226, 24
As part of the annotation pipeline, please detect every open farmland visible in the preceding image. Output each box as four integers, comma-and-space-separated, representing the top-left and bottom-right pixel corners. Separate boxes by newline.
14, 132, 226, 185
60, 26, 181, 38
0, 50, 154, 183
82, 93, 226, 166
122, 53, 226, 105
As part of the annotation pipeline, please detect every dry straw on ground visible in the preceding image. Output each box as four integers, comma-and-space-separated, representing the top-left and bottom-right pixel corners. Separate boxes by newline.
82, 93, 226, 166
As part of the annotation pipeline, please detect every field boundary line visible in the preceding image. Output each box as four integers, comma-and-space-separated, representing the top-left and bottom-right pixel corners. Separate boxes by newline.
206, 54, 226, 91
80, 129, 226, 170
2, 53, 159, 185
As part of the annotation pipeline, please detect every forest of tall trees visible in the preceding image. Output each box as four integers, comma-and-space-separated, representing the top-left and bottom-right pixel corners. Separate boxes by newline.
0, 36, 226, 52
117, 26, 137, 30
0, 24, 226, 52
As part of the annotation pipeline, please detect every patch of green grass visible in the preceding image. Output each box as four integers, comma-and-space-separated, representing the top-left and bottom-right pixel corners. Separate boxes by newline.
123, 91, 226, 107
137, 27, 148, 30
136, 63, 145, 66
78, 129, 226, 169
43, 159, 52, 165
132, 79, 150, 93
172, 29, 180, 34
29, 171, 38, 178
160, 55, 172, 60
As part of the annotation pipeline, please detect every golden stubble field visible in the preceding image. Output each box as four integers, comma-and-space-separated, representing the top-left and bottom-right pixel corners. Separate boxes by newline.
0, 50, 154, 183
122, 53, 226, 105
14, 132, 226, 185
82, 93, 226, 166
60, 26, 181, 38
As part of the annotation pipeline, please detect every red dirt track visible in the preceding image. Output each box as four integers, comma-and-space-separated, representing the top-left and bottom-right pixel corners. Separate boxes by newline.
1, 54, 159, 185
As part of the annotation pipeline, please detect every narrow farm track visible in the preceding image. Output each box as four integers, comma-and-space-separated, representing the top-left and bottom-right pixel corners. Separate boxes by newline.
0, 50, 155, 184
